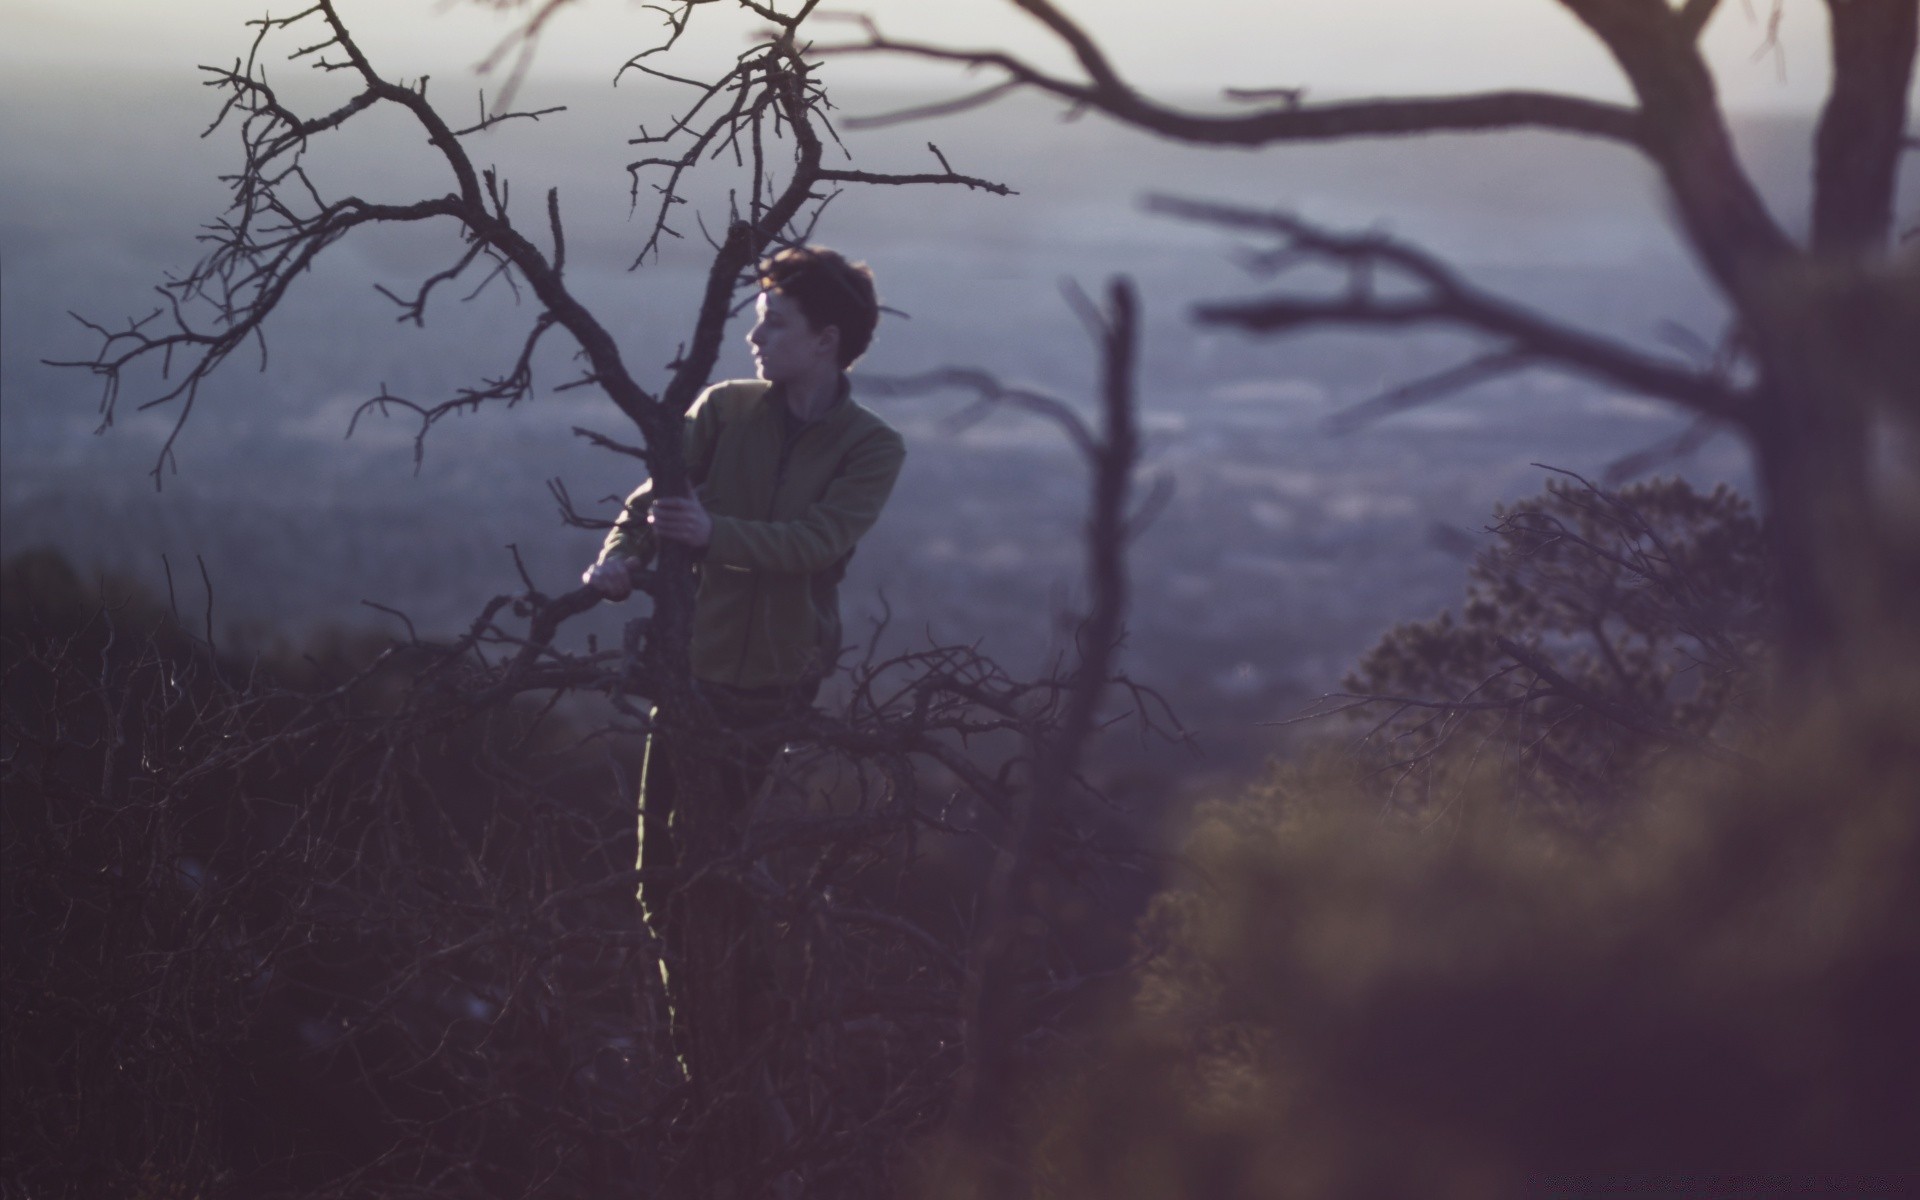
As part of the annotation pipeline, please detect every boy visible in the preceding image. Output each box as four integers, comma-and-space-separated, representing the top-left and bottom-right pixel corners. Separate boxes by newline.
582, 244, 904, 915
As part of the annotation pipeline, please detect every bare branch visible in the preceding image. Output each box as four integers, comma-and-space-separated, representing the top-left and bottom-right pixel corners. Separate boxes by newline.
843, 80, 1023, 130
817, 167, 1014, 196
1151, 196, 1747, 421
859, 368, 1099, 458
1604, 414, 1725, 483
1496, 635, 1745, 763
947, 278, 1142, 1184
1327, 348, 1537, 434
1555, 0, 1797, 297
450, 88, 567, 136
821, 7, 1647, 149
1676, 0, 1725, 40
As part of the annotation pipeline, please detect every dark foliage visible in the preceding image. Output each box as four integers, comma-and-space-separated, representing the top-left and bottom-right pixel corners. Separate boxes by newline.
1339, 474, 1772, 814
3, 551, 651, 1196
3, 276, 1158, 1196
1, 550, 1114, 1197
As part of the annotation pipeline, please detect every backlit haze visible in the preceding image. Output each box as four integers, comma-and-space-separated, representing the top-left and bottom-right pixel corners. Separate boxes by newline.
3, 0, 1831, 105
0, 0, 1868, 768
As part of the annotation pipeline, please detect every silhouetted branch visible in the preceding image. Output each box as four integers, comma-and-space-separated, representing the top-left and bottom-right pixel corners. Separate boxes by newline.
1148, 196, 1749, 422
1677, 0, 1725, 40
451, 89, 567, 136
944, 277, 1142, 1189
1327, 348, 1538, 434
824, 10, 1645, 148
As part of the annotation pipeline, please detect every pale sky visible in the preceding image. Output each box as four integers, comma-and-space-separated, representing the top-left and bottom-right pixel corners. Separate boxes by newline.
0, 0, 1836, 110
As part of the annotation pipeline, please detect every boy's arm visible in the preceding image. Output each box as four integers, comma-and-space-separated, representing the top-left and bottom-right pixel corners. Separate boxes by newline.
586, 386, 730, 595
597, 478, 660, 569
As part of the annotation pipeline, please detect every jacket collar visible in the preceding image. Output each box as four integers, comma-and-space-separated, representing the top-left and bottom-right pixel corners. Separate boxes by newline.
763, 373, 852, 426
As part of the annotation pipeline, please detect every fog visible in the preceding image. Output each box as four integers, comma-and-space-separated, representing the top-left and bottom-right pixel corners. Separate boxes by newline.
4, 69, 1840, 763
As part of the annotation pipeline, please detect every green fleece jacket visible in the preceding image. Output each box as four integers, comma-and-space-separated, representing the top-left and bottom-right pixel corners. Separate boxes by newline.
597, 377, 906, 690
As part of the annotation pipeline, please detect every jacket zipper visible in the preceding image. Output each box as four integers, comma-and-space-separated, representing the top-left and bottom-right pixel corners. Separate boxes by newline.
729, 415, 812, 685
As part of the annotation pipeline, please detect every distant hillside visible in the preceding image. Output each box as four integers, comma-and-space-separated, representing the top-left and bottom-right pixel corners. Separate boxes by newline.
3, 72, 1808, 763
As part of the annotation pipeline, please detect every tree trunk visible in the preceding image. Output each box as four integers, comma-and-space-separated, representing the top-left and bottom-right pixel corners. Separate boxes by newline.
1748, 264, 1920, 689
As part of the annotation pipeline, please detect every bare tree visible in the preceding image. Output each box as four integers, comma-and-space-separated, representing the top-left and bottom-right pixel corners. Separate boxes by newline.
27, 3, 1176, 1196
826, 0, 1920, 689
18, 4, 1182, 1190
859, 280, 1152, 1193
8, 308, 1164, 1195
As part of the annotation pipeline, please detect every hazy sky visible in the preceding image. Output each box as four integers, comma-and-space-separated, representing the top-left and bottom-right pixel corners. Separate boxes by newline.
1, 0, 1834, 109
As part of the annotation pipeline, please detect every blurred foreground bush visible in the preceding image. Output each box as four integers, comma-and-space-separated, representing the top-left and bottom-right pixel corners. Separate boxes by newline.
3, 549, 1133, 1198
1037, 687, 1919, 1198
0, 550, 660, 1197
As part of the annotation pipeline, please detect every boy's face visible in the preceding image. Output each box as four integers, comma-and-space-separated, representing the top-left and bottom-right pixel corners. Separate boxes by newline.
746, 290, 838, 383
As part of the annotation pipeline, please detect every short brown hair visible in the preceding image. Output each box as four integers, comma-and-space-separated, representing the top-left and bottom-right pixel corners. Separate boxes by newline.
757, 245, 879, 368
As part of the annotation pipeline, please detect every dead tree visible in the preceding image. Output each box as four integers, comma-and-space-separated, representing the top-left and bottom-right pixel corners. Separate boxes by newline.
826, 0, 1920, 691
858, 280, 1152, 1193
9, 305, 1165, 1196
31, 6, 1171, 1194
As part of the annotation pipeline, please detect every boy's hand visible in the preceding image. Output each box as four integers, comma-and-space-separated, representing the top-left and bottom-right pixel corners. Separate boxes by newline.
582, 557, 640, 600
649, 496, 713, 548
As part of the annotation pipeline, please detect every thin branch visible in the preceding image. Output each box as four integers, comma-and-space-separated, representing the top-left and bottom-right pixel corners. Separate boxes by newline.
1496, 636, 1744, 764
1151, 196, 1748, 421
819, 8, 1647, 149
865, 369, 1100, 458
451, 88, 568, 137
843, 81, 1023, 130
817, 167, 1014, 196
1327, 348, 1536, 434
